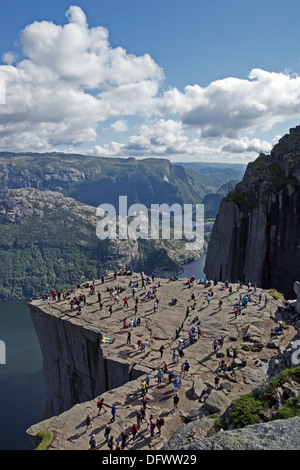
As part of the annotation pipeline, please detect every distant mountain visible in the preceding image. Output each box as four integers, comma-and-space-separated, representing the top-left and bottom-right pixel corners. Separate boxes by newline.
0, 153, 247, 299
0, 152, 204, 208
175, 161, 246, 202
0, 188, 195, 300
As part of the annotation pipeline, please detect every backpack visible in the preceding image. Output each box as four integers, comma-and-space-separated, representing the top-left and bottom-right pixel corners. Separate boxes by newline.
97, 400, 101, 408
160, 417, 164, 426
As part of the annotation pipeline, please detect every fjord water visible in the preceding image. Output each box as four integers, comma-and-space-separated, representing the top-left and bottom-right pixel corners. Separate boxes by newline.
0, 300, 45, 450
178, 252, 206, 279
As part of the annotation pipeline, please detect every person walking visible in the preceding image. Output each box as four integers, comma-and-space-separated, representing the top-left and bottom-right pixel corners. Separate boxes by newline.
89, 434, 97, 449
104, 424, 111, 442
97, 397, 106, 415
110, 403, 116, 422
121, 431, 128, 450
173, 393, 179, 411
85, 413, 93, 432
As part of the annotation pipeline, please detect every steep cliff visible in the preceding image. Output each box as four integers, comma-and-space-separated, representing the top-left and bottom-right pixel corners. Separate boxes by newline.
27, 272, 300, 449
205, 126, 300, 299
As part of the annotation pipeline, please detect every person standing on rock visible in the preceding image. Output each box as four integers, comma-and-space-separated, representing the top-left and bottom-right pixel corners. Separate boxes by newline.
121, 430, 128, 450
85, 413, 93, 432
107, 435, 115, 450
159, 344, 164, 359
156, 417, 164, 436
131, 423, 138, 440
104, 424, 111, 442
97, 397, 106, 415
89, 434, 97, 449
127, 331, 131, 345
110, 403, 116, 422
214, 374, 220, 389
157, 368, 163, 384
173, 393, 179, 411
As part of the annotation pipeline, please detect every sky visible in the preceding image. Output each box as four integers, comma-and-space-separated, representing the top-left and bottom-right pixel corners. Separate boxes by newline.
1, 0, 300, 163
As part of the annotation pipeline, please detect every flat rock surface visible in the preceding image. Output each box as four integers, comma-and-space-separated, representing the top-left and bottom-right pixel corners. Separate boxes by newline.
27, 273, 297, 450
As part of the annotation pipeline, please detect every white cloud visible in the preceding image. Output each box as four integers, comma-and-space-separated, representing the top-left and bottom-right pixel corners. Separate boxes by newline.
105, 119, 128, 132
88, 118, 261, 163
221, 136, 272, 154
161, 69, 300, 139
0, 6, 164, 152
0, 6, 300, 161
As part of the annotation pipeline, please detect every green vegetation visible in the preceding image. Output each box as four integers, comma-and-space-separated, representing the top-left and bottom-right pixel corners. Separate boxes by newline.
223, 366, 300, 430
273, 396, 300, 420
249, 155, 298, 187
35, 430, 54, 450
259, 367, 300, 407
268, 288, 285, 301
226, 189, 258, 209
227, 394, 265, 429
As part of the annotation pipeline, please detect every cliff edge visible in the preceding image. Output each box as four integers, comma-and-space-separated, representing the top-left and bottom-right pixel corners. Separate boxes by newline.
204, 126, 300, 299
27, 271, 299, 450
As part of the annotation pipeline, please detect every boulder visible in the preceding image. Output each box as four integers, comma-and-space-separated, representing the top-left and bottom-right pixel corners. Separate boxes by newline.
204, 389, 232, 414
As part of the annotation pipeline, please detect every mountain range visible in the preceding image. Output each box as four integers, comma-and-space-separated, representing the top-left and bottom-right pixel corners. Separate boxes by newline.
0, 152, 243, 300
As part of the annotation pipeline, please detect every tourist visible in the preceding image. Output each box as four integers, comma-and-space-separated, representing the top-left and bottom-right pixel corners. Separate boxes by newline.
173, 393, 179, 411
121, 431, 128, 450
97, 397, 106, 415
156, 416, 164, 436
110, 403, 116, 422
85, 413, 93, 432
107, 435, 115, 450
89, 434, 97, 449
183, 360, 190, 375
214, 374, 220, 389
104, 424, 111, 442
157, 368, 163, 384
159, 344, 165, 358
150, 421, 156, 437
131, 423, 138, 440
127, 331, 131, 345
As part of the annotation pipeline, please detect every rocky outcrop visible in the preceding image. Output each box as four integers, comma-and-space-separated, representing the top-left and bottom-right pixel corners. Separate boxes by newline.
167, 416, 300, 450
27, 272, 299, 450
205, 126, 300, 299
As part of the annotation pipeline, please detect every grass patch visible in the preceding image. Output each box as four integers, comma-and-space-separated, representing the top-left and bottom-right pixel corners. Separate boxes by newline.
273, 396, 300, 420
228, 394, 265, 429
35, 430, 54, 450
268, 289, 285, 301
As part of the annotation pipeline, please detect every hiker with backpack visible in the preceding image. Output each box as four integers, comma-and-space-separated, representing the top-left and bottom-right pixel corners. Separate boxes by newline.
96, 397, 106, 415
156, 416, 164, 435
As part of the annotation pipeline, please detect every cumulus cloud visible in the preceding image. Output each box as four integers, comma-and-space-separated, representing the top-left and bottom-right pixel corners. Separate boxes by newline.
164, 69, 300, 139
0, 6, 164, 151
221, 136, 272, 154
88, 118, 259, 163
105, 119, 128, 132
0, 5, 300, 161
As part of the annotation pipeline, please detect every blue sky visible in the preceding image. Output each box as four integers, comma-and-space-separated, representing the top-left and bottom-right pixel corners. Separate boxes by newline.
0, 0, 300, 162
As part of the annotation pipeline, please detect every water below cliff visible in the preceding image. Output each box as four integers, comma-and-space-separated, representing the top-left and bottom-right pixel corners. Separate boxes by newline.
178, 252, 206, 279
0, 300, 45, 450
